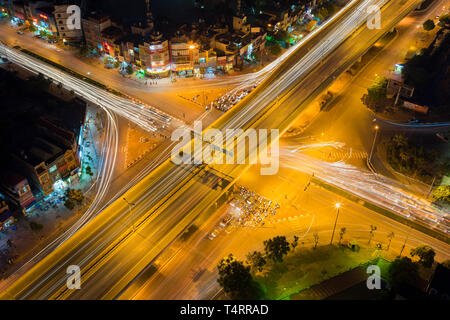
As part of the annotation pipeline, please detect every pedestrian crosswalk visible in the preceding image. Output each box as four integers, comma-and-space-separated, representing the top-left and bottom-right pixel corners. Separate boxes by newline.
323, 150, 367, 161
267, 213, 311, 230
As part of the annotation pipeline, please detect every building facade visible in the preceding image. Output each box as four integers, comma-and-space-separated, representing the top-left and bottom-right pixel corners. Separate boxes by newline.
81, 13, 111, 52
0, 172, 35, 211
170, 35, 199, 76
139, 31, 170, 76
54, 4, 83, 43
0, 197, 14, 231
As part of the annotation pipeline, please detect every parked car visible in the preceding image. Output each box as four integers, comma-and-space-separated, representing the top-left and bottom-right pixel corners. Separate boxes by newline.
17, 31, 24, 35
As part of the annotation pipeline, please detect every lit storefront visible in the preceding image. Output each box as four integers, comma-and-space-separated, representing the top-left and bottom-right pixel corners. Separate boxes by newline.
32, 9, 57, 36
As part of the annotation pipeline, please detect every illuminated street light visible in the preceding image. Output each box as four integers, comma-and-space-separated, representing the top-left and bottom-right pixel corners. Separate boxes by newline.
369, 125, 379, 163
330, 203, 341, 245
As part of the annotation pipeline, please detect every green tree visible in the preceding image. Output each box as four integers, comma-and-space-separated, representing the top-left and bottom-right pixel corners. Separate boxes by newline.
126, 64, 134, 75
439, 14, 450, 25
64, 199, 75, 210
274, 30, 289, 42
423, 19, 435, 31
263, 236, 290, 263
338, 227, 346, 245
433, 185, 450, 202
368, 225, 377, 245
85, 165, 93, 176
246, 251, 266, 272
386, 232, 394, 251
270, 42, 282, 56
318, 7, 329, 20
388, 257, 419, 293
217, 254, 263, 299
65, 189, 84, 206
367, 77, 388, 101
410, 245, 435, 268
392, 134, 408, 149
291, 235, 299, 250
313, 232, 319, 249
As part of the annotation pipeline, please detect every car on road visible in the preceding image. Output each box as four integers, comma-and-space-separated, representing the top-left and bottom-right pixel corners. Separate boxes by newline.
17, 31, 24, 35
207, 229, 220, 240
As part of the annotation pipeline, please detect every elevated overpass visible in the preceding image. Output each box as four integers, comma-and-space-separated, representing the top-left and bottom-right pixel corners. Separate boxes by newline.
0, 0, 426, 299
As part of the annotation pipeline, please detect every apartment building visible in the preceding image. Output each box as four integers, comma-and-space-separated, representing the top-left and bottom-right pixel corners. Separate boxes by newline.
81, 12, 111, 52
54, 4, 83, 43
0, 172, 35, 212
0, 197, 14, 231
139, 31, 170, 76
170, 34, 198, 76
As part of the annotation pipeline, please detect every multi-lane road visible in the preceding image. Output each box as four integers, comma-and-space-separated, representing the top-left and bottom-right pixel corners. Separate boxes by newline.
0, 0, 442, 300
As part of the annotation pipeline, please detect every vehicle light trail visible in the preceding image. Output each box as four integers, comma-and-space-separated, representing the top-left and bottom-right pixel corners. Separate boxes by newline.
280, 143, 450, 235
0, 0, 431, 300
0, 103, 119, 290
0, 43, 177, 132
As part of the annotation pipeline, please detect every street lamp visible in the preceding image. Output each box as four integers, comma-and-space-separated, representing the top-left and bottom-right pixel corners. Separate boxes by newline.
369, 125, 379, 163
123, 197, 136, 232
330, 203, 341, 245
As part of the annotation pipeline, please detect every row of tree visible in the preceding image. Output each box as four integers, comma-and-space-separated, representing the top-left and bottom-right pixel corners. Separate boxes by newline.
217, 236, 294, 299
386, 134, 440, 181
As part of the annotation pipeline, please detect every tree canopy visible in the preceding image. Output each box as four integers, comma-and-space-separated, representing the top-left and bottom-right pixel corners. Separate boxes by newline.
433, 185, 450, 203
367, 77, 388, 101
439, 14, 450, 25
270, 42, 282, 56
263, 236, 290, 263
423, 19, 435, 31
388, 257, 420, 293
217, 254, 264, 299
410, 245, 436, 268
246, 251, 267, 272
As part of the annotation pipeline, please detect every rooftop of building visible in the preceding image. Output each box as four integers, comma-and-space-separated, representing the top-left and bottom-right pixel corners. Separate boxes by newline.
0, 172, 27, 188
0, 208, 12, 223
36, 6, 55, 16
115, 33, 143, 47
102, 25, 123, 40
83, 11, 110, 23
0, 69, 86, 169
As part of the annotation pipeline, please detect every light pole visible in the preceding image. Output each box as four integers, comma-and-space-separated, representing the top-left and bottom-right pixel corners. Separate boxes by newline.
369, 125, 379, 163
123, 197, 136, 232
330, 203, 341, 245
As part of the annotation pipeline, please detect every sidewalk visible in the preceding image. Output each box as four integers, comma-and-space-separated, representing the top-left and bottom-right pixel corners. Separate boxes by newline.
0, 104, 102, 278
